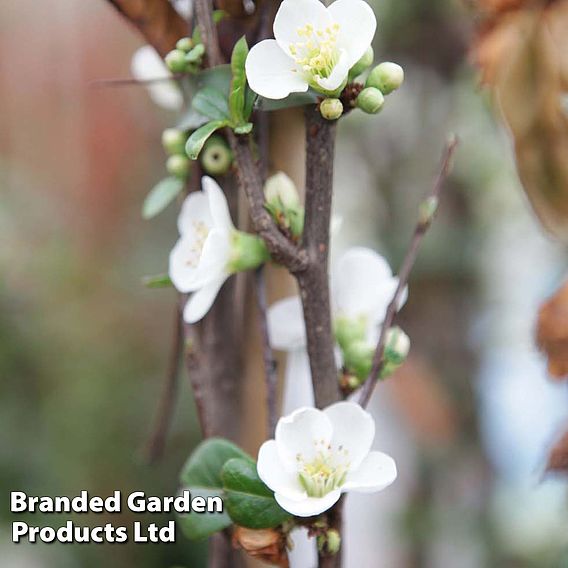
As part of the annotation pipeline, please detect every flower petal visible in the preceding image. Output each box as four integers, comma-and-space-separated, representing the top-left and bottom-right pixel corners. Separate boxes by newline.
246, 40, 309, 100
324, 401, 375, 470
328, 0, 377, 68
177, 190, 213, 236
202, 176, 234, 230
190, 228, 231, 287
315, 49, 350, 92
275, 407, 333, 468
282, 349, 314, 413
130, 46, 183, 111
169, 235, 202, 293
183, 276, 226, 323
257, 440, 306, 500
275, 488, 341, 517
342, 451, 397, 493
273, 0, 332, 55
267, 296, 306, 351
332, 247, 400, 324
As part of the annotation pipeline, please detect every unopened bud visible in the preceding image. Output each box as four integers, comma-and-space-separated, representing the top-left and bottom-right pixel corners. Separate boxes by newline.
185, 43, 205, 64
344, 340, 374, 380
317, 529, 341, 556
176, 37, 194, 52
384, 326, 410, 367
349, 47, 374, 79
418, 196, 439, 226
356, 87, 384, 114
165, 49, 188, 73
228, 231, 270, 273
166, 155, 190, 179
162, 128, 187, 156
366, 62, 404, 95
319, 98, 343, 121
334, 316, 366, 351
265, 172, 300, 210
201, 135, 233, 175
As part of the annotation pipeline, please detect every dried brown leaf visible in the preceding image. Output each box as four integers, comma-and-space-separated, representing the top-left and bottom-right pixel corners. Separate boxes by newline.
232, 526, 289, 567
536, 280, 568, 380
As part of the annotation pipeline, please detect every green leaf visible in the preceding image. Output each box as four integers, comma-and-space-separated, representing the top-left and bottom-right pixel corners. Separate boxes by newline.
234, 123, 253, 135
142, 177, 184, 219
186, 120, 228, 160
256, 91, 319, 111
197, 65, 232, 93
192, 87, 230, 122
222, 458, 291, 529
244, 86, 256, 120
142, 273, 172, 288
178, 439, 252, 541
213, 9, 226, 24
229, 36, 249, 125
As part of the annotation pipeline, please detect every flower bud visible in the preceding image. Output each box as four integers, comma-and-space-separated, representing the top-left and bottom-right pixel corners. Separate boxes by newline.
356, 87, 384, 114
176, 37, 194, 52
334, 316, 367, 351
200, 135, 233, 175
349, 46, 374, 79
317, 529, 341, 556
343, 340, 374, 380
381, 326, 410, 379
319, 98, 343, 121
418, 196, 439, 226
166, 155, 190, 179
366, 62, 404, 95
265, 172, 300, 211
185, 43, 205, 64
162, 128, 187, 156
165, 49, 187, 73
228, 231, 270, 273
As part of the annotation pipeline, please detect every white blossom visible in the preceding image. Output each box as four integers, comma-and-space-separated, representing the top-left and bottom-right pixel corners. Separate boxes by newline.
257, 402, 397, 517
245, 0, 377, 99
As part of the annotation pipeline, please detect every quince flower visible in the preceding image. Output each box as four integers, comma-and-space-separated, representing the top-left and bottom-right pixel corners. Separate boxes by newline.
257, 402, 397, 516
245, 0, 377, 99
169, 177, 268, 323
131, 46, 183, 111
268, 247, 406, 406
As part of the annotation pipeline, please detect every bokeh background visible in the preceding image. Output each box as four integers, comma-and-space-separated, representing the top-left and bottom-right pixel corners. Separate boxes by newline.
2, 0, 568, 567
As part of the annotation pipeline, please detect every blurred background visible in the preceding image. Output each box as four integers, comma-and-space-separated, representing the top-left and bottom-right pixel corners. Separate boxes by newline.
1, 0, 567, 567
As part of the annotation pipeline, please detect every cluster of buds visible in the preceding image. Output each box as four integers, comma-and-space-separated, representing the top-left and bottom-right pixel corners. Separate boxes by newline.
165, 36, 205, 74
264, 173, 304, 241
357, 61, 404, 115
162, 128, 191, 180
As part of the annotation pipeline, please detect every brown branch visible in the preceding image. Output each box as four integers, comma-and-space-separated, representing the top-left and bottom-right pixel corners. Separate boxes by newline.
255, 267, 278, 436
90, 73, 187, 89
358, 136, 459, 408
194, 0, 224, 66
103, 0, 188, 57
144, 302, 183, 463
296, 107, 341, 409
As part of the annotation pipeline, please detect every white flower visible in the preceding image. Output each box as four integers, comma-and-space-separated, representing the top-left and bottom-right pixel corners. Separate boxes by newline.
169, 177, 235, 323
257, 402, 397, 517
245, 0, 377, 99
131, 45, 183, 111
170, 0, 192, 20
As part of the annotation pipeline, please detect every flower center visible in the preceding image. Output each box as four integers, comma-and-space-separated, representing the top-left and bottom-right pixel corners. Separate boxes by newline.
289, 23, 340, 82
185, 220, 209, 268
296, 439, 350, 498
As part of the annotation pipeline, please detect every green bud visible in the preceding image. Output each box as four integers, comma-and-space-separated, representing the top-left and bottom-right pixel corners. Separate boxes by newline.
228, 231, 270, 273
265, 172, 300, 211
319, 98, 343, 121
186, 43, 205, 64
166, 155, 190, 179
334, 316, 367, 351
162, 128, 188, 156
200, 135, 233, 175
343, 340, 374, 380
349, 46, 374, 80
381, 326, 410, 378
356, 87, 385, 114
418, 196, 439, 226
176, 37, 194, 52
165, 49, 188, 73
317, 529, 341, 556
366, 62, 404, 95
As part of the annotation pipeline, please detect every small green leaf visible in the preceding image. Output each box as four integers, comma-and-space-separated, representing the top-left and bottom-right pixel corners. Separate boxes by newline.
197, 65, 232, 93
142, 273, 172, 288
234, 122, 253, 135
244, 86, 256, 119
229, 36, 249, 125
213, 9, 226, 24
142, 177, 184, 219
178, 439, 252, 541
186, 120, 228, 160
222, 458, 291, 529
192, 87, 231, 122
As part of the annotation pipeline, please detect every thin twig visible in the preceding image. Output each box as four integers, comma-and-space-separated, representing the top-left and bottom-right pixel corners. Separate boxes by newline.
90, 74, 187, 89
358, 136, 459, 408
255, 267, 278, 436
145, 303, 183, 463
194, 0, 224, 66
